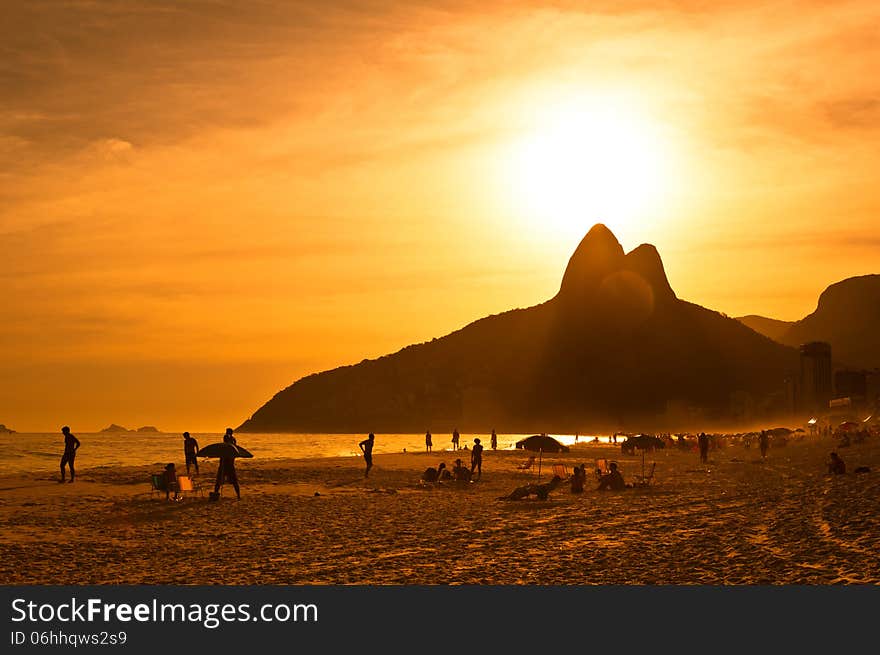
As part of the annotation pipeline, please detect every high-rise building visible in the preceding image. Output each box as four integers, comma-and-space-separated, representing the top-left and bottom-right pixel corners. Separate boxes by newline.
800, 342, 832, 413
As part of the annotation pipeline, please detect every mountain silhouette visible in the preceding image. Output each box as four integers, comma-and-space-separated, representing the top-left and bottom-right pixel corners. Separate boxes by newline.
738, 275, 880, 369
239, 224, 800, 433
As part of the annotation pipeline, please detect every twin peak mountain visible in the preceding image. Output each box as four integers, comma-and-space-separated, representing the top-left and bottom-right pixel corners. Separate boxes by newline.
240, 224, 806, 433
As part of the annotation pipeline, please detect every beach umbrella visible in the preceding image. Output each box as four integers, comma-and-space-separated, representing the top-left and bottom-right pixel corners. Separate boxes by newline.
837, 421, 859, 432
767, 427, 793, 437
197, 442, 254, 458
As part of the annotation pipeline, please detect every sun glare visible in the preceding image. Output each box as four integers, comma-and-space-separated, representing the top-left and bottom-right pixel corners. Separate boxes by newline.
503, 98, 678, 241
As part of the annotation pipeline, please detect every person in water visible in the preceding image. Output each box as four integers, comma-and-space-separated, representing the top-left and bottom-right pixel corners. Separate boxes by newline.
183, 431, 200, 475
471, 437, 484, 479
597, 462, 626, 491
359, 433, 375, 478
425, 430, 433, 453
59, 426, 80, 483
223, 428, 237, 445
490, 429, 497, 451
214, 450, 241, 499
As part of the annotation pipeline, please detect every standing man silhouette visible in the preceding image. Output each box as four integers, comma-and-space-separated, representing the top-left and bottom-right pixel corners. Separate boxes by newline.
359, 433, 375, 478
471, 437, 484, 479
759, 430, 769, 459
59, 426, 80, 483
491, 429, 497, 451
452, 428, 460, 451
183, 432, 200, 475
425, 430, 433, 453
698, 432, 709, 464
223, 428, 237, 445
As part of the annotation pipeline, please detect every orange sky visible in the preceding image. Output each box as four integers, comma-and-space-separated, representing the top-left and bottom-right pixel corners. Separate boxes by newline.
2, 1, 879, 432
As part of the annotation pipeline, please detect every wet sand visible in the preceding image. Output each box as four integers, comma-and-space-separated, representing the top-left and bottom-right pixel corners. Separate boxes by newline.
1, 437, 878, 584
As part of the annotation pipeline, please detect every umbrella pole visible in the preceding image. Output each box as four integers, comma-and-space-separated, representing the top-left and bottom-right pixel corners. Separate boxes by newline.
537, 449, 543, 481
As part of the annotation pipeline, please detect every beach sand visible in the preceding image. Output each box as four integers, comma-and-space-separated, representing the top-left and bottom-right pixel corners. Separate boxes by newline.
1, 437, 878, 585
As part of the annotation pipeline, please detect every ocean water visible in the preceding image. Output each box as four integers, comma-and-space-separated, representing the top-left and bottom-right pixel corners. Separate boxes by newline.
0, 431, 611, 477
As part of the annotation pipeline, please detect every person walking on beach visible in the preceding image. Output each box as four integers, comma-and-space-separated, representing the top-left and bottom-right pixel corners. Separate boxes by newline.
698, 432, 709, 464
359, 433, 375, 478
471, 437, 484, 479
223, 427, 237, 445
426, 430, 433, 453
491, 429, 497, 451
828, 452, 846, 475
59, 426, 80, 483
759, 430, 769, 459
452, 428, 460, 451
183, 431, 200, 475
214, 449, 241, 499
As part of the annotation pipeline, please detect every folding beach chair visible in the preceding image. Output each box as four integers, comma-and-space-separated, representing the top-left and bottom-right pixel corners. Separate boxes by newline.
552, 464, 571, 479
633, 462, 657, 488
595, 458, 610, 479
517, 455, 536, 470
176, 475, 203, 499
149, 474, 165, 498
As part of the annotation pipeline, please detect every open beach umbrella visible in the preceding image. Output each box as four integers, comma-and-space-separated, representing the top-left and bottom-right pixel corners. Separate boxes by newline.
197, 442, 254, 458
767, 427, 793, 437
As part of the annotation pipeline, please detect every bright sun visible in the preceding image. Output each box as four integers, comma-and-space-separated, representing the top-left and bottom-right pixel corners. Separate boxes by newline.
504, 98, 677, 240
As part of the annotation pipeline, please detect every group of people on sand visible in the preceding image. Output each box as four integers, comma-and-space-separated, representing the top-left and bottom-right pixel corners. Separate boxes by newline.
57, 425, 243, 501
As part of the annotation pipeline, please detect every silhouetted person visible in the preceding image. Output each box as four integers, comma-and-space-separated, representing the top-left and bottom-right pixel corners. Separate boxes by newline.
499, 475, 562, 501
570, 464, 586, 494
214, 451, 240, 499
759, 431, 769, 459
698, 432, 709, 464
223, 428, 237, 445
422, 462, 446, 483
59, 426, 80, 483
452, 458, 471, 482
452, 428, 460, 451
471, 437, 484, 479
183, 431, 200, 475
828, 452, 846, 475
597, 462, 625, 491
163, 463, 181, 501
425, 430, 433, 453
491, 429, 497, 451
359, 433, 375, 478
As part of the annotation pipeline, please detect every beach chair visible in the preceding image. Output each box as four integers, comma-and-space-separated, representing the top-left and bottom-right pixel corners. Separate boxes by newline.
517, 455, 536, 471
595, 458, 610, 479
633, 462, 656, 488
552, 464, 571, 479
149, 474, 166, 498
176, 475, 203, 499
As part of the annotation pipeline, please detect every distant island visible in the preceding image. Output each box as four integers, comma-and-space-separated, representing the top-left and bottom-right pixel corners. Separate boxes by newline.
100, 424, 133, 432
136, 426, 160, 432
0, 424, 15, 434
239, 224, 811, 434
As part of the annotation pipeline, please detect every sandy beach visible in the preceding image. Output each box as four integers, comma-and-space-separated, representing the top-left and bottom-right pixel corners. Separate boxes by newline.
1, 436, 878, 585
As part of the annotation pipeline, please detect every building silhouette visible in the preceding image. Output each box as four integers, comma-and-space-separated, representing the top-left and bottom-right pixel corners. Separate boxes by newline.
800, 342, 832, 413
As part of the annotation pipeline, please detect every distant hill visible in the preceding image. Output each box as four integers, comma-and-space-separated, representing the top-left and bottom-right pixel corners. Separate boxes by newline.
101, 424, 133, 432
136, 426, 160, 432
737, 275, 880, 368
239, 224, 800, 433
737, 315, 794, 343
0, 424, 15, 434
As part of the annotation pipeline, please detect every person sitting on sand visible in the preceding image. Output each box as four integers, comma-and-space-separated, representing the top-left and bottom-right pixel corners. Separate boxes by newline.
597, 462, 626, 491
570, 464, 586, 494
828, 452, 846, 475
422, 462, 447, 483
163, 463, 181, 501
498, 475, 562, 501
425, 430, 433, 453
452, 458, 472, 482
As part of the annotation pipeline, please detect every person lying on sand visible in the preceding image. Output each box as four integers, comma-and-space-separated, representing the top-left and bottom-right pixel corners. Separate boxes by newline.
498, 475, 562, 501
